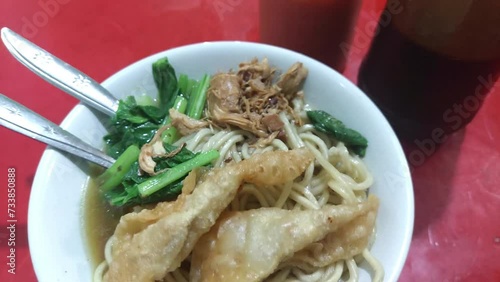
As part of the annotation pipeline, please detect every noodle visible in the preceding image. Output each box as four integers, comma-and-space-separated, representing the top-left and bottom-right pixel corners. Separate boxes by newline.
362, 249, 384, 282
94, 89, 382, 282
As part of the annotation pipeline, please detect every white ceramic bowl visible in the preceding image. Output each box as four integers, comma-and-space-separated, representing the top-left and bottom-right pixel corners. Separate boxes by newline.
28, 42, 414, 282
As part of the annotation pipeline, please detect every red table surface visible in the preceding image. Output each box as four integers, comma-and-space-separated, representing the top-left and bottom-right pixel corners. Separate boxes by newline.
0, 0, 499, 281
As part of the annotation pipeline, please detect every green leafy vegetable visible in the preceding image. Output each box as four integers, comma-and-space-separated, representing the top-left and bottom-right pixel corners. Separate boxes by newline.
101, 144, 216, 207
162, 73, 210, 144
178, 74, 197, 99
115, 96, 164, 124
154, 144, 198, 171
306, 110, 368, 157
161, 96, 188, 144
153, 57, 178, 111
104, 58, 183, 157
186, 74, 210, 119
97, 145, 141, 192
138, 149, 219, 197
103, 97, 162, 159
99, 57, 214, 207
103, 175, 185, 207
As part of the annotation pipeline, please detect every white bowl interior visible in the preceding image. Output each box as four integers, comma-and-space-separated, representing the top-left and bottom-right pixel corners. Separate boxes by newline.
28, 41, 414, 282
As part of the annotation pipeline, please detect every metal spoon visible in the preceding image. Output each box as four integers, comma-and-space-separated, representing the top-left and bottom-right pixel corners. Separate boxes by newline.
0, 27, 119, 116
0, 94, 114, 168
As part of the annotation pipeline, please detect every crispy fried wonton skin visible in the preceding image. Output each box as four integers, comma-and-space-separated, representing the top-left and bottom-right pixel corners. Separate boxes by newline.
104, 148, 314, 282
190, 196, 379, 282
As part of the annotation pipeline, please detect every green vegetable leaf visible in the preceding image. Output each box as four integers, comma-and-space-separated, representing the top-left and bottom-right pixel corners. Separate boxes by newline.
154, 144, 199, 172
101, 145, 218, 207
103, 97, 166, 158
105, 176, 184, 207
104, 120, 159, 159
178, 74, 191, 99
161, 95, 188, 144
115, 96, 164, 123
153, 57, 178, 112
186, 74, 210, 119
138, 149, 219, 197
306, 110, 368, 157
97, 145, 141, 192
100, 56, 214, 207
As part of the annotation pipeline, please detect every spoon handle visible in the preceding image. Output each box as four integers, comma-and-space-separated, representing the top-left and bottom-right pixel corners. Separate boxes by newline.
0, 27, 119, 116
0, 94, 115, 168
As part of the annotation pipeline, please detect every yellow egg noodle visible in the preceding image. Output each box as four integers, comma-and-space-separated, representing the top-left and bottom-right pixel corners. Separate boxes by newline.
93, 96, 383, 282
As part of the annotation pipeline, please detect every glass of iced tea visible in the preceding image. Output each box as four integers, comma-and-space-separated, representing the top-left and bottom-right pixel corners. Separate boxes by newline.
358, 0, 500, 141
259, 0, 363, 73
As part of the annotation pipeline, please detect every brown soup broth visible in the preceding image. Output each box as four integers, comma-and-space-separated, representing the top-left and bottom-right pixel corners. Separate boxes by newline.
83, 178, 124, 269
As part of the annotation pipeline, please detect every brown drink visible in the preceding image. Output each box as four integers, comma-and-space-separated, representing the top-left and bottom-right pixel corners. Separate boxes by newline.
358, 0, 500, 141
260, 0, 362, 72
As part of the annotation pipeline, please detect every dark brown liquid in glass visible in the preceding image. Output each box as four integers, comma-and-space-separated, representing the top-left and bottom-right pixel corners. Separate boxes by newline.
358, 1, 500, 141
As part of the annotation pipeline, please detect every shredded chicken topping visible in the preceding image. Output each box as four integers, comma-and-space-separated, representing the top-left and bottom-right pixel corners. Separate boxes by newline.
206, 58, 308, 138
169, 108, 209, 136
138, 125, 186, 175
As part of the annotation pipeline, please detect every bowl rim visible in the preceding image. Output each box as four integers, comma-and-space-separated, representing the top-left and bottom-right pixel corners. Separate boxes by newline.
28, 40, 414, 282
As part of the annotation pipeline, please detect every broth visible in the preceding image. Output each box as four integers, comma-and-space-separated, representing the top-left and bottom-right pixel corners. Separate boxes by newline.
83, 178, 124, 269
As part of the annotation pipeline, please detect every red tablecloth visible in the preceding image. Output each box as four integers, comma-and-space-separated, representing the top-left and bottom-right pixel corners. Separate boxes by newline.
0, 1, 499, 281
